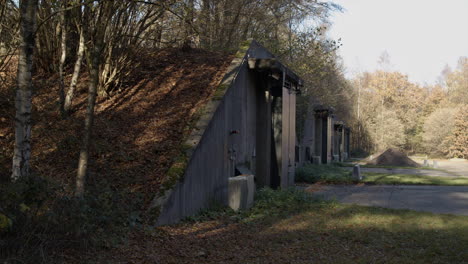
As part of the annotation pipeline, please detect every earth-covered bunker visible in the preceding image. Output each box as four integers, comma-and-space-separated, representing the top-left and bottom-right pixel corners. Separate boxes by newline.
152, 40, 303, 225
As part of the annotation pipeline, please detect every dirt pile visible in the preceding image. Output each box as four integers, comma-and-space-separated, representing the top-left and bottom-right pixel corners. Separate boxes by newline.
367, 148, 420, 167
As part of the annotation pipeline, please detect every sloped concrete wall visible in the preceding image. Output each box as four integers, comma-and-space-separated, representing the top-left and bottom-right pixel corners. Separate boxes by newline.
155, 42, 269, 225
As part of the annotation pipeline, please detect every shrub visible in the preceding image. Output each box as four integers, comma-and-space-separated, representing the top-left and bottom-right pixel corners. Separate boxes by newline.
295, 164, 354, 184
0, 175, 143, 262
184, 188, 332, 223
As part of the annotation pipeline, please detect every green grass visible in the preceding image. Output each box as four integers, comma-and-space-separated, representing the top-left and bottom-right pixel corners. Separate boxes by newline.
296, 164, 468, 186
296, 164, 354, 184
361, 164, 438, 170
334, 162, 439, 170
143, 188, 468, 264
363, 172, 468, 186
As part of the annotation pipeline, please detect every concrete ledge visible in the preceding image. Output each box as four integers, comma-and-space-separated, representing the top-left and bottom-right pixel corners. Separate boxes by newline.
228, 175, 255, 211
333, 155, 340, 162
342, 152, 349, 161
312, 156, 321, 164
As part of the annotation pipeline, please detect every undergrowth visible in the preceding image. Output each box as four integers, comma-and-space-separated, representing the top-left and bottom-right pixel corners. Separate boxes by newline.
295, 164, 355, 184
0, 175, 143, 263
183, 188, 335, 224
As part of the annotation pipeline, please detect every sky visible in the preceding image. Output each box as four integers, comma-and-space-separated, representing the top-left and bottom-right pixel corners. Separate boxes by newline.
327, 0, 468, 86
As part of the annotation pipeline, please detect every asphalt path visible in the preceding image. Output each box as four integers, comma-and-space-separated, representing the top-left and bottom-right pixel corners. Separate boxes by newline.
309, 184, 468, 216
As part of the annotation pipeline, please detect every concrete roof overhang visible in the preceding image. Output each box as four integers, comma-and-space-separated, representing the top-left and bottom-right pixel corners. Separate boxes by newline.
247, 58, 303, 92
313, 105, 335, 114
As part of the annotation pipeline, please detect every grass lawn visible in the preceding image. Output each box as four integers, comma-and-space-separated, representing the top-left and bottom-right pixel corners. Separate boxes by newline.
88, 189, 468, 264
363, 172, 468, 186
337, 162, 439, 170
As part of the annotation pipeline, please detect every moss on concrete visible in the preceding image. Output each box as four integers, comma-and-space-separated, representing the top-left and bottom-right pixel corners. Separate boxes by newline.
235, 39, 252, 58
213, 83, 229, 100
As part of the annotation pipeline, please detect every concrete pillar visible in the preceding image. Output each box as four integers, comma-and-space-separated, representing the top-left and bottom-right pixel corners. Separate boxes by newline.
314, 116, 322, 160
340, 126, 345, 162
288, 90, 296, 187
271, 96, 282, 189
228, 175, 255, 211
352, 165, 362, 181
326, 115, 333, 164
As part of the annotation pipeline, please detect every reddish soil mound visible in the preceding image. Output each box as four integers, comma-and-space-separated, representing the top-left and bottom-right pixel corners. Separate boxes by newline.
366, 148, 420, 167
0, 48, 233, 203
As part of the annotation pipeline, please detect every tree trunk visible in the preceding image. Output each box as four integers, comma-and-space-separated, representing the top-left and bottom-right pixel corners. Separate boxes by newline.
75, 1, 109, 197
182, 0, 194, 49
75, 41, 101, 197
12, 0, 38, 180
76, 47, 99, 197
200, 0, 211, 48
64, 28, 85, 113
58, 2, 67, 116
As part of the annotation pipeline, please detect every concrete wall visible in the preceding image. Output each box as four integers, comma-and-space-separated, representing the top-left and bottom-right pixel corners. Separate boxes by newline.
326, 115, 333, 164
155, 41, 300, 225
156, 52, 260, 225
281, 86, 296, 187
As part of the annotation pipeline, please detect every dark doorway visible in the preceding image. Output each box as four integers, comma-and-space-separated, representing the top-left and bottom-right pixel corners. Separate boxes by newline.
321, 117, 328, 164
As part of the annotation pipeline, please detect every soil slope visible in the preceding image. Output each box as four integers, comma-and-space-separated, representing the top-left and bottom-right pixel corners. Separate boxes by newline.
0, 48, 233, 203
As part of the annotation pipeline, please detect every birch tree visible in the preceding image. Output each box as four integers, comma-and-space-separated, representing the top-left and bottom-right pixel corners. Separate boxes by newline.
58, 0, 68, 116
12, 0, 38, 180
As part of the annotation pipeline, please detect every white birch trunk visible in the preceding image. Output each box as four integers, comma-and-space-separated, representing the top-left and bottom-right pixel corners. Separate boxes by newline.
64, 28, 85, 113
58, 4, 67, 115
12, 0, 38, 180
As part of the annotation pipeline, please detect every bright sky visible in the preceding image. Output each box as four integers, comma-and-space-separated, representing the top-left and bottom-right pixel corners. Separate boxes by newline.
327, 0, 468, 86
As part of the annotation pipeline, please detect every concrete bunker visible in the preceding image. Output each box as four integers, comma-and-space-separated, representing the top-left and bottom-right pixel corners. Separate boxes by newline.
312, 106, 334, 164
333, 120, 344, 162
152, 40, 303, 225
344, 127, 351, 160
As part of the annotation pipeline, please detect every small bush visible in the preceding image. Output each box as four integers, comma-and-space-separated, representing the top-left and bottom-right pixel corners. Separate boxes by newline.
295, 164, 354, 184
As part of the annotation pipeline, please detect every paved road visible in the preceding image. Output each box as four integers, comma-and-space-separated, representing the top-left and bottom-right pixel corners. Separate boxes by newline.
343, 167, 462, 177
431, 160, 468, 177
344, 159, 468, 177
310, 185, 468, 216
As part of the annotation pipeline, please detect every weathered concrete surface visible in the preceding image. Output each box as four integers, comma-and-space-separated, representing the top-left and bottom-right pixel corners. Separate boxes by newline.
342, 167, 463, 178
352, 165, 362, 180
310, 185, 468, 216
228, 175, 255, 211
